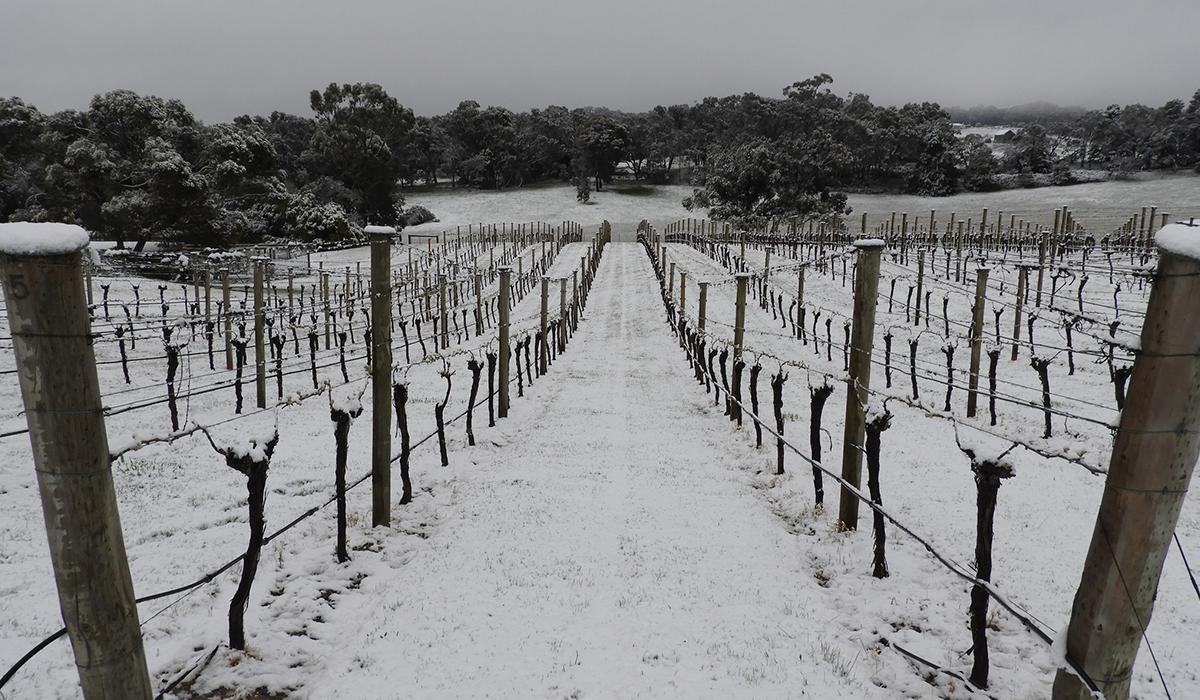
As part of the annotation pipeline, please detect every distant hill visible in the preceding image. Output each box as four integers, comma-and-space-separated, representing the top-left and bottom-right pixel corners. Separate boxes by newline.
947, 101, 1089, 126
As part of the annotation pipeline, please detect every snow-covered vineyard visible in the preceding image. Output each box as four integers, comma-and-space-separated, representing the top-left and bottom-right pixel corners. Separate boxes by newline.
0, 210, 1198, 699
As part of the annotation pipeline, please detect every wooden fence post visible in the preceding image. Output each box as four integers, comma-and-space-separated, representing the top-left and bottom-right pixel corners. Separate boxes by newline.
498, 266, 512, 418
540, 277, 549, 375
698, 281, 709, 332
966, 265, 989, 417
838, 239, 884, 530
0, 224, 153, 699
1012, 264, 1028, 361
734, 273, 749, 359
368, 228, 394, 527
679, 271, 687, 316
1051, 224, 1200, 700
254, 259, 267, 409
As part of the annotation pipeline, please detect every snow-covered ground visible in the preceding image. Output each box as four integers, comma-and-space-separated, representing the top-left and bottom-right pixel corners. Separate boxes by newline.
399, 175, 1200, 246
1, 191, 1198, 698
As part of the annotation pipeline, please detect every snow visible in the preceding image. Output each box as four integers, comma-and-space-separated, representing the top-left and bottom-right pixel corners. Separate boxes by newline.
2, 184, 1199, 698
0, 222, 90, 256
363, 225, 396, 235
1154, 222, 1200, 261
854, 238, 886, 248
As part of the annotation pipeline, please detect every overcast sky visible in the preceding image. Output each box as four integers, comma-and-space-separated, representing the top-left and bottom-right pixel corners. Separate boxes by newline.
3, 0, 1197, 123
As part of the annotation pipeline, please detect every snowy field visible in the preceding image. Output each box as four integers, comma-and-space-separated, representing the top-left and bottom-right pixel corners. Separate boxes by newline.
1, 182, 1198, 699
401, 174, 1200, 244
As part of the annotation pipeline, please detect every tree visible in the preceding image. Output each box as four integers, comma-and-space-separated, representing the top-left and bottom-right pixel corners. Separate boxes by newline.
1005, 124, 1053, 174
959, 134, 1000, 191
36, 90, 216, 248
442, 101, 520, 189
683, 136, 849, 226
309, 83, 414, 226
0, 97, 46, 221
575, 115, 628, 190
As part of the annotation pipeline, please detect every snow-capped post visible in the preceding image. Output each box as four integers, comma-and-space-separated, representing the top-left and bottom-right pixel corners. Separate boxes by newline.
368, 226, 394, 527
966, 266, 989, 417
498, 266, 512, 418
838, 238, 884, 530
253, 259, 267, 409
733, 273, 749, 359
1052, 223, 1200, 700
0, 223, 153, 699
698, 281, 708, 332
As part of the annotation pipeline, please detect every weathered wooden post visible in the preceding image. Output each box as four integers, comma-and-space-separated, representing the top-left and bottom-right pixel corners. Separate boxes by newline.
540, 277, 550, 375
1051, 223, 1200, 700
368, 227, 394, 527
253, 259, 267, 409
734, 273, 749, 359
698, 281, 709, 332
1012, 264, 1029, 361
679, 271, 687, 316
838, 239, 884, 530
966, 265, 989, 417
498, 266, 512, 418
668, 261, 675, 301
0, 223, 153, 699
796, 264, 805, 307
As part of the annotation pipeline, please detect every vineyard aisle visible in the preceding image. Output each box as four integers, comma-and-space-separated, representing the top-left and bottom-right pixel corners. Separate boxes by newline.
302, 242, 861, 698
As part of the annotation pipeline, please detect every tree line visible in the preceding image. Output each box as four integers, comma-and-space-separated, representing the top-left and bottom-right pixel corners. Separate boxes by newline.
2, 76, 1198, 247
